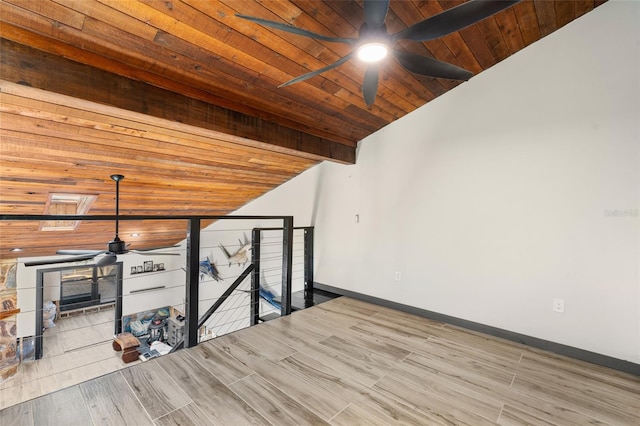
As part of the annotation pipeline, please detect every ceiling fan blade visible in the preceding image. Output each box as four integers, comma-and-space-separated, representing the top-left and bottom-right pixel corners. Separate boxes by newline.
362, 66, 379, 107
96, 253, 117, 267
24, 254, 97, 267
132, 251, 181, 256
236, 14, 355, 44
364, 0, 390, 28
393, 50, 473, 81
57, 249, 105, 256
130, 244, 181, 252
393, 0, 521, 42
279, 53, 354, 87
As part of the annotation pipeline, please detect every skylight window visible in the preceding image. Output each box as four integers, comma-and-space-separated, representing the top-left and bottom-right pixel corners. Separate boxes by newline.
40, 193, 97, 231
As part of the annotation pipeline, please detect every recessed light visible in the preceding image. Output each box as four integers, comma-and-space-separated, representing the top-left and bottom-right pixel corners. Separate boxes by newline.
130, 233, 140, 237
10, 248, 23, 252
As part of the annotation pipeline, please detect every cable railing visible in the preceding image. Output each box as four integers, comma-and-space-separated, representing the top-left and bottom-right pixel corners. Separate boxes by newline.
177, 226, 315, 350
0, 215, 316, 382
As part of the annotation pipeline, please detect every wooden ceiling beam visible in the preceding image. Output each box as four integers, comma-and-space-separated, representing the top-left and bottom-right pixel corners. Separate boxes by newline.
0, 38, 356, 164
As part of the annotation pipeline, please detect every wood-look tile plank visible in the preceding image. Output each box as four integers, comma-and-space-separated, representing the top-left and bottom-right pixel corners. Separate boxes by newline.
278, 310, 336, 339
323, 330, 411, 362
520, 351, 640, 393
498, 403, 561, 426
372, 375, 499, 426
402, 353, 510, 407
356, 313, 440, 340
120, 360, 192, 420
329, 403, 391, 426
514, 358, 640, 411
230, 373, 329, 425
31, 385, 93, 426
155, 350, 269, 425
296, 340, 383, 387
80, 372, 154, 426
296, 304, 363, 329
0, 400, 33, 426
210, 334, 349, 421
278, 351, 371, 403
333, 323, 413, 361
425, 337, 522, 371
280, 350, 486, 426
348, 320, 430, 354
253, 315, 333, 352
355, 386, 450, 426
386, 357, 504, 421
511, 374, 640, 425
317, 333, 399, 368
424, 324, 525, 361
154, 403, 214, 426
498, 394, 609, 426
319, 297, 381, 317
233, 323, 298, 360
404, 340, 516, 387
184, 341, 254, 385
368, 308, 446, 332
316, 334, 403, 378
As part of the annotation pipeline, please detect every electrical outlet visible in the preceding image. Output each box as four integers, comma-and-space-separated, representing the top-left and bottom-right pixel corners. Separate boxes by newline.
394, 271, 402, 281
553, 298, 565, 313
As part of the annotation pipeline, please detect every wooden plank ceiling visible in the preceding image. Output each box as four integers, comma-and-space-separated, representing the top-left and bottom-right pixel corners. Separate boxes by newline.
0, 0, 606, 260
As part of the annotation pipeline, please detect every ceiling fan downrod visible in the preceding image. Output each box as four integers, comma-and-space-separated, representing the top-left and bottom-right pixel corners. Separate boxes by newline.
107, 174, 126, 254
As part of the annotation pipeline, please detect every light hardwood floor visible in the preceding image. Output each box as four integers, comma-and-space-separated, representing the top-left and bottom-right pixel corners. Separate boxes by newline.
1, 297, 638, 425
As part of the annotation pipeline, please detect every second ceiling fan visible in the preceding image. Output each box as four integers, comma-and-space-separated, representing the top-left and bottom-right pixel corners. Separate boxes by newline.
25, 175, 180, 267
237, 0, 521, 106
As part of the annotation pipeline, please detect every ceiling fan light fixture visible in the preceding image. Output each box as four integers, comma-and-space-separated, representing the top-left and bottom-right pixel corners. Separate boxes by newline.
239, 0, 523, 104
357, 42, 388, 63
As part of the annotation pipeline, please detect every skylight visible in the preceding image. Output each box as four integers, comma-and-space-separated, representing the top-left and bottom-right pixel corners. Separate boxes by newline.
40, 193, 97, 231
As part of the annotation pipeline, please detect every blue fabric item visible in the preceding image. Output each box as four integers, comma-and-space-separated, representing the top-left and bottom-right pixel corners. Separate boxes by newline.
259, 288, 281, 310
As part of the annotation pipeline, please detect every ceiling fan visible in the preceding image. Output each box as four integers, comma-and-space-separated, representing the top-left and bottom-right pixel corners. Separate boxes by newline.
237, 0, 521, 106
24, 175, 181, 267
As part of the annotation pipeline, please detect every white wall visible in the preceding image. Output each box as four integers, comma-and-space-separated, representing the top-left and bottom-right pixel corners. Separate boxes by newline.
120, 251, 186, 318
42, 270, 60, 303
237, 2, 640, 363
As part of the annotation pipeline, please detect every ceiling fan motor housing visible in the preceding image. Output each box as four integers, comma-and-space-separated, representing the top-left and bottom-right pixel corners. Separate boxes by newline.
108, 238, 127, 254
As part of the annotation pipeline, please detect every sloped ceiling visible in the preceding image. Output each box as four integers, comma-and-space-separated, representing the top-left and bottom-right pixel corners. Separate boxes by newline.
0, 0, 606, 259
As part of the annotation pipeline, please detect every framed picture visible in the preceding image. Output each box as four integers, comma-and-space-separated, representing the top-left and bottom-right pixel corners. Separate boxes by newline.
137, 266, 143, 273
153, 264, 159, 272
131, 266, 137, 275
144, 261, 154, 272
157, 263, 165, 271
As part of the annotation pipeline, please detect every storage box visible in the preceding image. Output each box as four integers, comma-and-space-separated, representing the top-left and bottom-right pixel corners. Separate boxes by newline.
166, 317, 185, 346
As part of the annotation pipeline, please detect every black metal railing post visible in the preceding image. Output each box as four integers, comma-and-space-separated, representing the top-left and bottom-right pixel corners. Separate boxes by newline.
184, 218, 200, 348
170, 264, 255, 352
281, 217, 294, 316
35, 272, 43, 360
250, 228, 261, 325
303, 227, 314, 308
